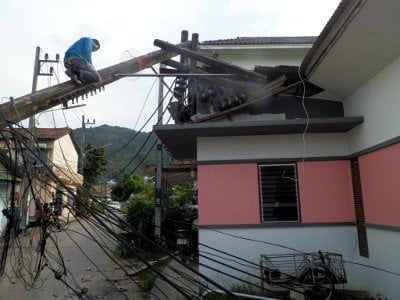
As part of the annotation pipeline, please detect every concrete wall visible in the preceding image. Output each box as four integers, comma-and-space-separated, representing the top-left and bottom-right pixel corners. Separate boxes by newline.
359, 143, 400, 227
345, 55, 400, 154
198, 226, 400, 298
51, 134, 79, 173
298, 160, 355, 223
198, 163, 259, 225
198, 160, 355, 226
361, 227, 400, 299
196, 40, 400, 299
197, 134, 400, 297
342, 56, 400, 299
198, 133, 349, 161
198, 226, 364, 290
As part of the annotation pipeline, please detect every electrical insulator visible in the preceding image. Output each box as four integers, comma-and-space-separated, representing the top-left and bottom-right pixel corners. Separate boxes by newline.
174, 76, 187, 99
174, 90, 183, 98
55, 53, 60, 61
176, 78, 186, 85
45, 53, 49, 60
175, 84, 186, 92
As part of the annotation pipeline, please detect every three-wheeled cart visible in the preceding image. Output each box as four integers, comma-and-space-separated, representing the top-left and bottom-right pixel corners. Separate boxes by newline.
260, 251, 347, 300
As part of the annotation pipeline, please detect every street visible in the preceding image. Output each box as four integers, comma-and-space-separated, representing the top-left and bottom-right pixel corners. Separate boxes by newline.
0, 216, 140, 299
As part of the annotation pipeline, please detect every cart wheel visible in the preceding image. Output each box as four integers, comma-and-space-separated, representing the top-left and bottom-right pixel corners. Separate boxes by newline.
299, 268, 335, 300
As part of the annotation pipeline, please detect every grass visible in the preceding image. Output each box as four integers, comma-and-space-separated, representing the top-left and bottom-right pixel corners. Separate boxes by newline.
136, 259, 169, 299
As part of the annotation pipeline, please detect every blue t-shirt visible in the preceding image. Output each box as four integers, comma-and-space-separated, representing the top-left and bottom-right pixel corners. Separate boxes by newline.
64, 37, 94, 64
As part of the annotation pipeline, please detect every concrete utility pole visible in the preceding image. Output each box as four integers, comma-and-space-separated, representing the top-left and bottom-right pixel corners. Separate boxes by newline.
0, 42, 189, 130
20, 47, 59, 229
154, 63, 165, 239
154, 30, 189, 239
80, 115, 96, 174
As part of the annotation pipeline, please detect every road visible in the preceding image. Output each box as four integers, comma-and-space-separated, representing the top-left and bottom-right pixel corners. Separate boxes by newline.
0, 216, 140, 299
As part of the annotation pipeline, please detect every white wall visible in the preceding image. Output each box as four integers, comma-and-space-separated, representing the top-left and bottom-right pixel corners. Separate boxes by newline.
199, 226, 400, 298
198, 226, 368, 291
340, 54, 400, 299
52, 134, 79, 172
198, 133, 349, 162
358, 228, 400, 300
345, 55, 400, 154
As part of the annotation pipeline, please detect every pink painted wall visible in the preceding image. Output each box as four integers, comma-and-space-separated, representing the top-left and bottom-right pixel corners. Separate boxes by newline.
359, 143, 400, 227
298, 161, 355, 223
197, 164, 260, 225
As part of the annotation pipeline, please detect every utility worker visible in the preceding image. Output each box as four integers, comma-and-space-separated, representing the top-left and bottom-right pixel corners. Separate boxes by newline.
64, 37, 101, 85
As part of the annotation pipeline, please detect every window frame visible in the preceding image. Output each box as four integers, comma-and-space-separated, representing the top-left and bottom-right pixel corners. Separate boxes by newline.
258, 163, 300, 223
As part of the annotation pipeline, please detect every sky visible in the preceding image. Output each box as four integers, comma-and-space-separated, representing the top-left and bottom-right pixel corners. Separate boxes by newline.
0, 0, 341, 132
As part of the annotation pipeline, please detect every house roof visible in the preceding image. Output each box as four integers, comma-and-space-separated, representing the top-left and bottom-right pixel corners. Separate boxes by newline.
0, 127, 81, 154
301, 0, 400, 98
1, 127, 71, 140
24, 127, 72, 140
144, 161, 196, 186
201, 36, 317, 46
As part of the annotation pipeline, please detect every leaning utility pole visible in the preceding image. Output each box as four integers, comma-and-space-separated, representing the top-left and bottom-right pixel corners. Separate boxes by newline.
0, 41, 190, 130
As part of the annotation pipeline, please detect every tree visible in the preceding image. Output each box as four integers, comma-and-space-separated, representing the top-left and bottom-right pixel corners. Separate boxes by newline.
122, 181, 197, 250
162, 183, 197, 239
75, 144, 108, 216
124, 183, 154, 232
111, 173, 145, 202
83, 144, 108, 188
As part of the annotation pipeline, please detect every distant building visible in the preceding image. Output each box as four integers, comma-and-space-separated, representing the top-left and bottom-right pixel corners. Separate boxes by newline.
0, 127, 82, 227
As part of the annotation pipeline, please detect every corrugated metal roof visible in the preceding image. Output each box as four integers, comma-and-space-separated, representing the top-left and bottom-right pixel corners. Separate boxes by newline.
31, 128, 72, 140
201, 36, 317, 46
1, 127, 72, 140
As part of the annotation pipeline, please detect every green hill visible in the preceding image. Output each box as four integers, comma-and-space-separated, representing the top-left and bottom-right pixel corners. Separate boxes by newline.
73, 125, 158, 180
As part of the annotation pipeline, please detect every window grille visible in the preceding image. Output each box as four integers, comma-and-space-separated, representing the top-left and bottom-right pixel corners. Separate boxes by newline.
259, 164, 299, 222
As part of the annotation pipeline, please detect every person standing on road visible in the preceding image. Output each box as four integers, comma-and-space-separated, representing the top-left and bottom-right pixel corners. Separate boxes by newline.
64, 37, 101, 85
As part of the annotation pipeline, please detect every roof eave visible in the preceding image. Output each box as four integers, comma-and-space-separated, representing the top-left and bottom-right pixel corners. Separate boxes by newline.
153, 117, 363, 160
300, 0, 365, 78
